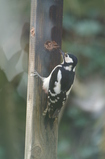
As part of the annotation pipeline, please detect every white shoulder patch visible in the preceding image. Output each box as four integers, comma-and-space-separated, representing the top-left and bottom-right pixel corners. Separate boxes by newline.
54, 70, 62, 94
42, 65, 62, 94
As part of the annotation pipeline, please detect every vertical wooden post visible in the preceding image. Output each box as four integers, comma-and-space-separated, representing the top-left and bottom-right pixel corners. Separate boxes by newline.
24, 0, 63, 159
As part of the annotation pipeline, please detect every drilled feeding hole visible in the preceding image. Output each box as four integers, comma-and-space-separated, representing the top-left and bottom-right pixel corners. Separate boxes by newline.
30, 27, 35, 37
44, 41, 60, 51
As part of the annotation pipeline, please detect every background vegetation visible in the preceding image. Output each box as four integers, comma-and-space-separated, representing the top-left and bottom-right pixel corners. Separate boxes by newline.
0, 0, 105, 159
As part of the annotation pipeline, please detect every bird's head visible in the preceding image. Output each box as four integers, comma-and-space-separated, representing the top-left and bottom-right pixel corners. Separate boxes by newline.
60, 50, 78, 72
60, 50, 78, 71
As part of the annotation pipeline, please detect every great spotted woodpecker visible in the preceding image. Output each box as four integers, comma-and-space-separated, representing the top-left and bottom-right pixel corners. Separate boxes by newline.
31, 50, 78, 118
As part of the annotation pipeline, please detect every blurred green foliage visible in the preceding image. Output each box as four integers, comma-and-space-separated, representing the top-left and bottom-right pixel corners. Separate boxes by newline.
62, 0, 105, 79
57, 0, 105, 159
58, 105, 102, 159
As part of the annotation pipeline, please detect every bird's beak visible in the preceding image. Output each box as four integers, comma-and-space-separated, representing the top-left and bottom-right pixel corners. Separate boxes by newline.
60, 50, 65, 60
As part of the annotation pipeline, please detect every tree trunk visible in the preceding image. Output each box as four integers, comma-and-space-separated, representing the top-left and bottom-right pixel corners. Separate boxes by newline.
24, 0, 63, 159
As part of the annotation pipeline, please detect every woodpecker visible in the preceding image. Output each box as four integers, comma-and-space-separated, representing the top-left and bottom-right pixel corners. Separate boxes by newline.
31, 50, 78, 118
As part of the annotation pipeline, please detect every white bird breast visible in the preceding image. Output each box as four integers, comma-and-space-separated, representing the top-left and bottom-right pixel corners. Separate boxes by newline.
42, 75, 51, 93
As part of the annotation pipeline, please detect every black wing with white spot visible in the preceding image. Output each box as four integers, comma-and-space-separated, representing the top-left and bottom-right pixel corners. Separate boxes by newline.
46, 66, 75, 118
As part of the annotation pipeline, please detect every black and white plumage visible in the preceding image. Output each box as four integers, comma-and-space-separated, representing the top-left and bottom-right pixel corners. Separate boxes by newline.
31, 50, 78, 118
